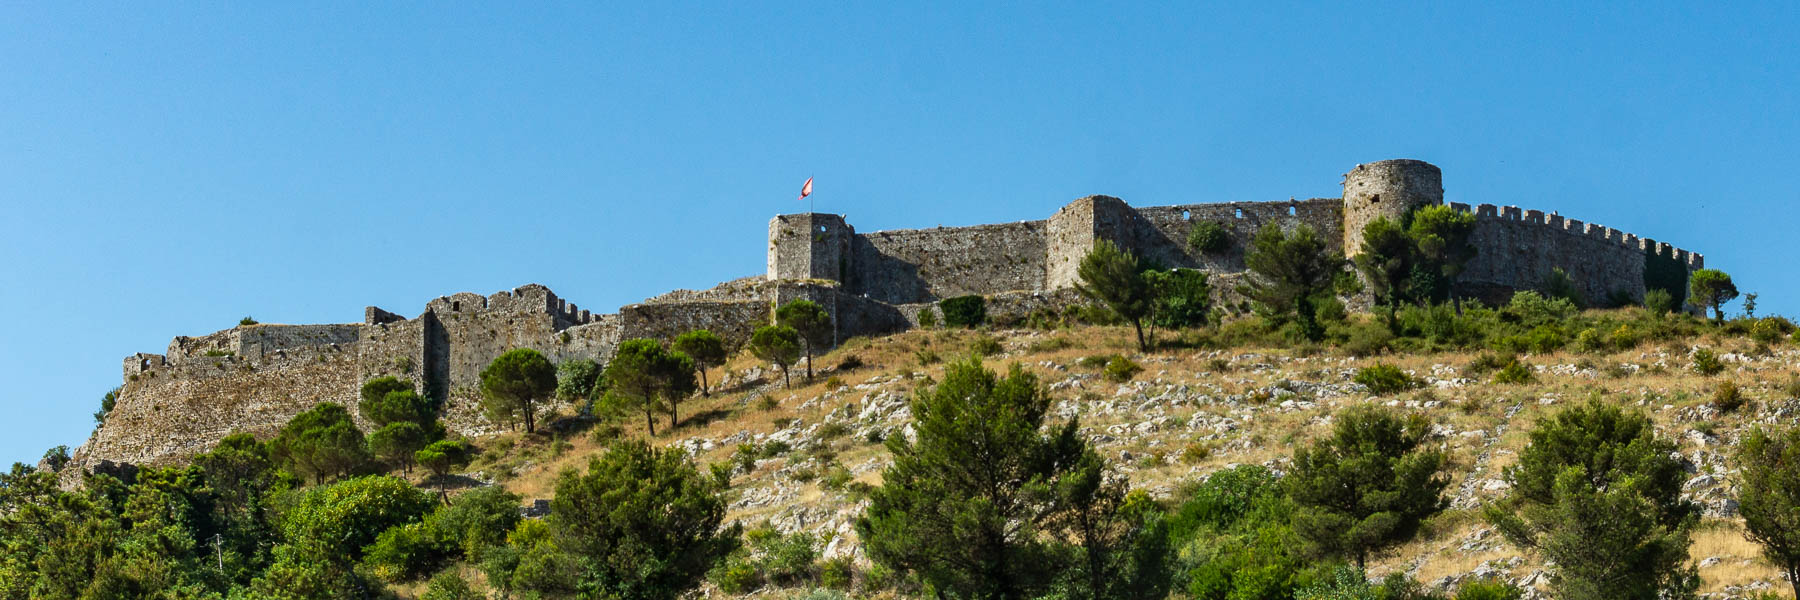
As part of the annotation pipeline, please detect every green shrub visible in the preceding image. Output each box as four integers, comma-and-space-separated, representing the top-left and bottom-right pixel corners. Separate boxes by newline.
939, 295, 987, 328
421, 570, 481, 600
823, 375, 845, 389
1751, 318, 1788, 345
1077, 354, 1112, 370
1341, 321, 1394, 357
1693, 348, 1725, 376
969, 335, 1003, 357
1608, 324, 1641, 350
1574, 328, 1606, 354
759, 441, 792, 458
708, 554, 761, 594
818, 422, 850, 440
914, 348, 940, 365
1353, 364, 1418, 395
1188, 221, 1230, 254
1644, 288, 1676, 315
818, 557, 854, 590
916, 307, 938, 328
1027, 336, 1075, 353
1505, 291, 1578, 328
1711, 381, 1745, 414
239, 316, 259, 326
757, 395, 780, 411
1453, 578, 1523, 600
1103, 356, 1143, 382
1492, 360, 1534, 384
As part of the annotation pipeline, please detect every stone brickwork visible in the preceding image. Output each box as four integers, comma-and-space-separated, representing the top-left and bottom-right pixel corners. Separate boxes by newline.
75, 158, 1708, 480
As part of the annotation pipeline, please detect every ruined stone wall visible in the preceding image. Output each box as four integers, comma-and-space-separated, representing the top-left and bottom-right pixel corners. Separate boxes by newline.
848, 220, 1048, 304
1455, 203, 1703, 306
81, 342, 364, 468
618, 300, 771, 351
1132, 198, 1344, 273
1045, 196, 1136, 290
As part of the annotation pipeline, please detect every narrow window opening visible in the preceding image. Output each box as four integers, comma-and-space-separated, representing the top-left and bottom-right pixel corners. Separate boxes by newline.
1370, 194, 1381, 204
1182, 209, 1191, 220
1234, 208, 1244, 219
452, 301, 460, 312
1289, 205, 1297, 216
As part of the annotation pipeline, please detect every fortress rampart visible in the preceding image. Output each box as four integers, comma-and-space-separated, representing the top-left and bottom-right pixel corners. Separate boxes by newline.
73, 158, 1706, 477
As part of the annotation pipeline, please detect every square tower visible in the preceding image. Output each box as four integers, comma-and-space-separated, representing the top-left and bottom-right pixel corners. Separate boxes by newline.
767, 213, 854, 282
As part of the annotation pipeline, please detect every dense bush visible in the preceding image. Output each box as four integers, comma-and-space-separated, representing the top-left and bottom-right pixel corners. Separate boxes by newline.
1104, 355, 1144, 382
1693, 348, 1725, 376
1712, 381, 1745, 414
1352, 364, 1417, 395
939, 295, 987, 328
1189, 221, 1230, 254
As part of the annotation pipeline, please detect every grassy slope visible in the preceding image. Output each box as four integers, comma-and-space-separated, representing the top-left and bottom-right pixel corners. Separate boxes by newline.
455, 314, 1796, 599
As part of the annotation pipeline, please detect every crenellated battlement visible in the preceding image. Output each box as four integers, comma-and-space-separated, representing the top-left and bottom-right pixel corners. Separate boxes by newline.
1452, 202, 1703, 270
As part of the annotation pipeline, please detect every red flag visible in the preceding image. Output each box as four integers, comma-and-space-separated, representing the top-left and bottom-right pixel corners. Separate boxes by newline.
798, 177, 813, 201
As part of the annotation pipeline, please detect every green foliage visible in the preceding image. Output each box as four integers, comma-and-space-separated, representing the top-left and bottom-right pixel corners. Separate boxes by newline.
1077, 240, 1153, 351
1103, 355, 1143, 382
1241, 223, 1347, 342
240, 316, 259, 326
607, 338, 699, 434
1692, 348, 1724, 376
363, 485, 522, 583
778, 299, 833, 380
1147, 268, 1212, 329
1737, 426, 1800, 600
939, 295, 988, 328
1644, 288, 1676, 315
275, 475, 435, 562
94, 386, 120, 424
1355, 206, 1476, 313
970, 334, 1004, 357
672, 329, 728, 396
369, 421, 431, 473
1453, 579, 1523, 600
917, 307, 939, 328
709, 527, 819, 590
1287, 405, 1448, 571
479, 348, 557, 433
1188, 220, 1230, 254
422, 570, 482, 600
505, 440, 735, 600
555, 358, 604, 403
1503, 291, 1578, 329
416, 439, 473, 483
750, 324, 803, 389
856, 358, 1169, 600
1169, 465, 1317, 600
269, 402, 372, 484
1491, 359, 1535, 385
1687, 268, 1738, 322
1711, 380, 1745, 414
1540, 267, 1585, 308
1352, 364, 1417, 395
1485, 398, 1698, 600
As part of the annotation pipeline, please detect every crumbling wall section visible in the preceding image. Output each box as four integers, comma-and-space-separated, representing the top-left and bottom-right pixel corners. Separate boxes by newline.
849, 220, 1047, 304
1132, 198, 1344, 273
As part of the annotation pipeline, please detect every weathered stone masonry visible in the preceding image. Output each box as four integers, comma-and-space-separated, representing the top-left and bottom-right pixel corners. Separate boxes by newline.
77, 158, 1705, 474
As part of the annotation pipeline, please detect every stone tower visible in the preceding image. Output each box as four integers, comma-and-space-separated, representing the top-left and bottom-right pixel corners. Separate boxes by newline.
767, 213, 853, 282
1341, 159, 1444, 257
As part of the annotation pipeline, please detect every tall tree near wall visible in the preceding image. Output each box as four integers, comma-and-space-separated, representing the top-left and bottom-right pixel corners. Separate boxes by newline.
1076, 239, 1153, 352
776, 300, 831, 380
749, 325, 802, 389
1240, 223, 1348, 341
604, 339, 697, 434
269, 402, 372, 485
672, 330, 728, 397
479, 349, 557, 434
1687, 269, 1738, 323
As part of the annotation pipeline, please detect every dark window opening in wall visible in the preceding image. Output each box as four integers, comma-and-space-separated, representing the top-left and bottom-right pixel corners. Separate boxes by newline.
141, 359, 151, 369
1182, 209, 1191, 220
818, 225, 827, 234
452, 301, 460, 312
1289, 204, 1297, 216
1371, 194, 1381, 204
1234, 208, 1244, 219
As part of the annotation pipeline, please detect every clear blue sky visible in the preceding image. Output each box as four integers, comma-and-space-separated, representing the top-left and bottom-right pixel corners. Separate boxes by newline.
3, 3, 1796, 465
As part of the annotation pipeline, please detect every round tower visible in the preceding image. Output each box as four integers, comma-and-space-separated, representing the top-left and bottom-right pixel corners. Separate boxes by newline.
1341, 159, 1443, 257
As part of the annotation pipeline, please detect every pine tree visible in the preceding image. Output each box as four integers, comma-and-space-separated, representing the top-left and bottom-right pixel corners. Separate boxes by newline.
1736, 426, 1800, 600
1075, 239, 1152, 351
1286, 405, 1448, 572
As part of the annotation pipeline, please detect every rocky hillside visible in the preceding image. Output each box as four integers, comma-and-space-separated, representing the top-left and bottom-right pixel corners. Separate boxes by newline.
464, 321, 1798, 599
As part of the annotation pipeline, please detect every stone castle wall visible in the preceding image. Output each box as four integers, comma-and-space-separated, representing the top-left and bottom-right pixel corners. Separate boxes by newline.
77, 158, 1711, 477
1455, 203, 1704, 306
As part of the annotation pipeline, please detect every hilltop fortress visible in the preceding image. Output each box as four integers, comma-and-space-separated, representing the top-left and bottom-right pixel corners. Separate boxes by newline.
72, 159, 1705, 474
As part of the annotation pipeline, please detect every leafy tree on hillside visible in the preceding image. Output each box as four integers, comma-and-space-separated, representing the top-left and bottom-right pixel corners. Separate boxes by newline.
1241, 223, 1347, 341
369, 421, 430, 474
1147, 267, 1211, 330
479, 348, 557, 433
857, 358, 1168, 600
1736, 426, 1800, 600
269, 402, 372, 484
1406, 204, 1477, 299
606, 339, 699, 434
1355, 217, 1418, 324
415, 439, 473, 499
1484, 398, 1699, 600
1687, 268, 1738, 323
94, 386, 120, 424
1355, 205, 1477, 324
555, 358, 604, 403
776, 300, 832, 380
1077, 239, 1153, 351
672, 329, 728, 397
1286, 405, 1448, 573
749, 325, 802, 389
513, 440, 735, 600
